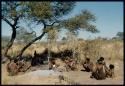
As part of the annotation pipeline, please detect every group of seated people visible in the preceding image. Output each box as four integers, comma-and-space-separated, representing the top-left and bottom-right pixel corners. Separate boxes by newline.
49, 56, 115, 80
49, 58, 77, 71
83, 57, 115, 80
6, 55, 115, 80
6, 59, 30, 76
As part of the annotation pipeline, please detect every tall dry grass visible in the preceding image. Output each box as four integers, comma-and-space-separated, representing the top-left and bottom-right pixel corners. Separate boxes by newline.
2, 40, 123, 61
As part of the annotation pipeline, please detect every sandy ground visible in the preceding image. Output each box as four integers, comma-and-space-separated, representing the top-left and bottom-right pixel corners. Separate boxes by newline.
1, 60, 124, 85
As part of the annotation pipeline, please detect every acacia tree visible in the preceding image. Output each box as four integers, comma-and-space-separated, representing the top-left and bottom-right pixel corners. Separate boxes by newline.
63, 10, 99, 34
16, 2, 76, 59
116, 32, 123, 40
1, 2, 26, 59
62, 10, 99, 60
2, 1, 99, 60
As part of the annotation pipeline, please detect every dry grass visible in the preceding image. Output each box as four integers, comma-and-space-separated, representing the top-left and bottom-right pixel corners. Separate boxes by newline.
1, 39, 123, 85
99, 41, 123, 60
2, 40, 123, 61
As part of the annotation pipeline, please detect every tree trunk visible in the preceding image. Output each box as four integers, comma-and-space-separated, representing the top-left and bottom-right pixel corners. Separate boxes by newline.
4, 27, 16, 59
17, 32, 46, 59
2, 16, 21, 60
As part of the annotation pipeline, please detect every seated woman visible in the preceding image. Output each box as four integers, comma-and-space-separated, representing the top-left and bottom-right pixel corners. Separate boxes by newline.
90, 57, 114, 80
96, 57, 115, 78
90, 57, 107, 80
83, 58, 93, 72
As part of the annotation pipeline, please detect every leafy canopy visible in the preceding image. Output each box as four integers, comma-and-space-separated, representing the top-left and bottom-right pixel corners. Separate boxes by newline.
62, 10, 99, 35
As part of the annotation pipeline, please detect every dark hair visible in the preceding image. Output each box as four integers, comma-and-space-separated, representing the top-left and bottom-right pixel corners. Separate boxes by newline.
109, 64, 114, 69
86, 58, 90, 61
99, 57, 104, 60
14, 58, 18, 63
97, 57, 104, 64
34, 50, 37, 55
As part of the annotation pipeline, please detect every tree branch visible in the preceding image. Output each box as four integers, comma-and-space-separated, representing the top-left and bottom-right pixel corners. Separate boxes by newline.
16, 31, 46, 59
25, 31, 37, 37
1, 16, 13, 27
46, 21, 57, 26
13, 16, 20, 27
13, 14, 23, 27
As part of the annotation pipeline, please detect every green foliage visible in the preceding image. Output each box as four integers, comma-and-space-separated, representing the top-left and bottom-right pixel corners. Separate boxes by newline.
26, 2, 76, 24
2, 1, 98, 39
112, 32, 123, 40
62, 10, 99, 35
2, 2, 26, 22
116, 32, 123, 40
27, 2, 52, 21
47, 27, 59, 42
52, 2, 75, 18
2, 1, 100, 58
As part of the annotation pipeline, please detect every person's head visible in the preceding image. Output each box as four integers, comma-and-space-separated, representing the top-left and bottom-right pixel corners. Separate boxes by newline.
86, 58, 90, 62
97, 57, 104, 64
109, 64, 114, 69
14, 58, 18, 63
99, 57, 104, 61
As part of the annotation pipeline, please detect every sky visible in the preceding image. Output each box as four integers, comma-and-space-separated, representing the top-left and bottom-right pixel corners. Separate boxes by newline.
2, 2, 123, 41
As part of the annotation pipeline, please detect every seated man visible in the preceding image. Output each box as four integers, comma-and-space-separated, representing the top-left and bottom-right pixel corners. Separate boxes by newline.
6, 59, 18, 76
64, 58, 71, 71
65, 58, 77, 71
90, 57, 107, 80
83, 58, 93, 72
69, 59, 77, 71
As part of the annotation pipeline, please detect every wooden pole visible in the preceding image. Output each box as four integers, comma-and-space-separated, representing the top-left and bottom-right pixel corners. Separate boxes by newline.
47, 39, 50, 69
